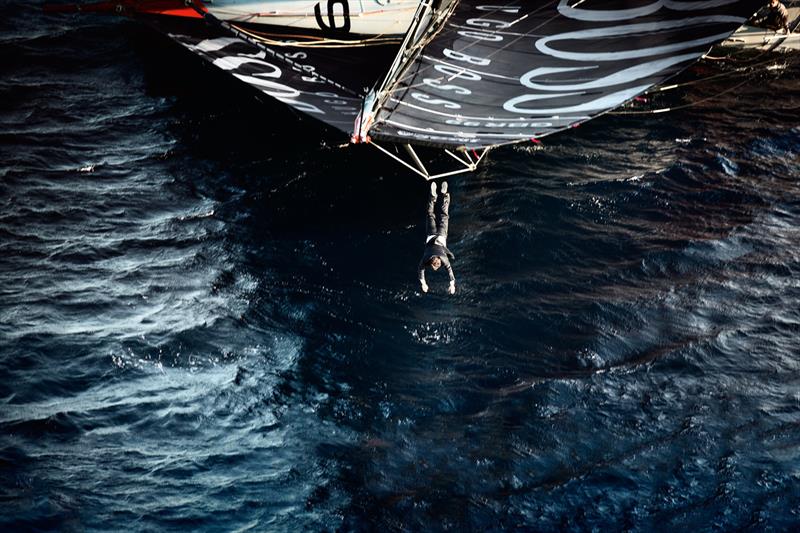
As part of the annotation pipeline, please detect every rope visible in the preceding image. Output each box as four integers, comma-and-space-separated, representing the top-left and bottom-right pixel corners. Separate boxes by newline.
184, 1, 362, 97
610, 77, 752, 115
652, 54, 794, 93
610, 55, 798, 115
228, 23, 403, 48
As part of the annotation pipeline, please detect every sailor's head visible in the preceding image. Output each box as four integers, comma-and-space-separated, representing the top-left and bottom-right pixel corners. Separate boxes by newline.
428, 256, 442, 271
770, 0, 780, 6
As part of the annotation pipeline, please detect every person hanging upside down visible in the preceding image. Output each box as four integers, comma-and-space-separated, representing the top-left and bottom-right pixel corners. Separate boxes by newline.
419, 181, 455, 295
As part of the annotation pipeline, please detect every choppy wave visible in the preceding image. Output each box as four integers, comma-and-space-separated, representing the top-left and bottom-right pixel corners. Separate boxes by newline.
2, 2, 799, 530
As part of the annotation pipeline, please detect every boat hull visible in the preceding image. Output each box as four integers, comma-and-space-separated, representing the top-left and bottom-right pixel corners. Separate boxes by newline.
207, 0, 419, 36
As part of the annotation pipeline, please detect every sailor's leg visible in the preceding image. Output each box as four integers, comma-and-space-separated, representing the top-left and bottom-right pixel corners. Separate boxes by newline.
437, 186, 450, 241
426, 182, 437, 236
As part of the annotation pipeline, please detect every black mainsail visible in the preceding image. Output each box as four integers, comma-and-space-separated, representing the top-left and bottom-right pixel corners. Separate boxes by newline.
143, 14, 397, 135
365, 0, 764, 149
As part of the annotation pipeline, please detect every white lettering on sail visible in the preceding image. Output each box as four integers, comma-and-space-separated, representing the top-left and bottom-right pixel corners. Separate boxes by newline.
434, 64, 482, 81
557, 0, 663, 21
443, 49, 491, 66
507, 122, 544, 128
446, 119, 554, 128
500, 4, 749, 116
190, 37, 241, 52
504, 85, 650, 114
476, 5, 521, 15
520, 54, 698, 91
466, 18, 511, 29
457, 30, 504, 42
206, 51, 328, 113
179, 36, 363, 120
212, 54, 281, 78
423, 79, 472, 95
411, 93, 461, 109
446, 119, 481, 127
210, 54, 303, 101
557, 0, 742, 22
535, 17, 745, 61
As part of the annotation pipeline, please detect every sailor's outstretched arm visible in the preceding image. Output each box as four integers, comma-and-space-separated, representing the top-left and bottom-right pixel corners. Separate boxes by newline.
419, 268, 428, 293
445, 264, 455, 294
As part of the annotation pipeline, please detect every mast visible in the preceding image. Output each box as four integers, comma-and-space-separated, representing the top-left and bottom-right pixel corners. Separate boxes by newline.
354, 0, 458, 142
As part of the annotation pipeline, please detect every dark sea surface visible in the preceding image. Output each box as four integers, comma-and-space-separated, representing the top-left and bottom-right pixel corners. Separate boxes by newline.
2, 2, 800, 531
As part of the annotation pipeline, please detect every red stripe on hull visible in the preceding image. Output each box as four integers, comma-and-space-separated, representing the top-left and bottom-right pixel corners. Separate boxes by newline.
44, 1, 203, 18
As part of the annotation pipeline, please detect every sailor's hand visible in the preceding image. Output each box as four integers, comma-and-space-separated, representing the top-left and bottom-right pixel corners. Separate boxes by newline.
448, 281, 456, 295
420, 281, 429, 293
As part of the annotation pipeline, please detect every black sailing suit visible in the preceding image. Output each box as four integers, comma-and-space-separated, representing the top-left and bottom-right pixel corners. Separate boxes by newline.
418, 188, 455, 288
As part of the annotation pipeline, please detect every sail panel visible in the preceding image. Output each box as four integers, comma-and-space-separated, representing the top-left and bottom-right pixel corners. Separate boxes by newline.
143, 16, 396, 136
369, 0, 764, 149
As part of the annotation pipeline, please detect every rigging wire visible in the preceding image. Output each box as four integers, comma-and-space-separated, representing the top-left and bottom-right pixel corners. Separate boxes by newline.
611, 54, 798, 115
183, 1, 362, 97
653, 53, 795, 93
228, 23, 403, 48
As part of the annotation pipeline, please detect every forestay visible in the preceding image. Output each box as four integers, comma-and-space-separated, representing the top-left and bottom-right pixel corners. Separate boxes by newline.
366, 0, 764, 149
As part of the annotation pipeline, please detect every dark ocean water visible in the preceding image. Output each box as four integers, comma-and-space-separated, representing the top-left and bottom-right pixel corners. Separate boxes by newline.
2, 2, 800, 531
